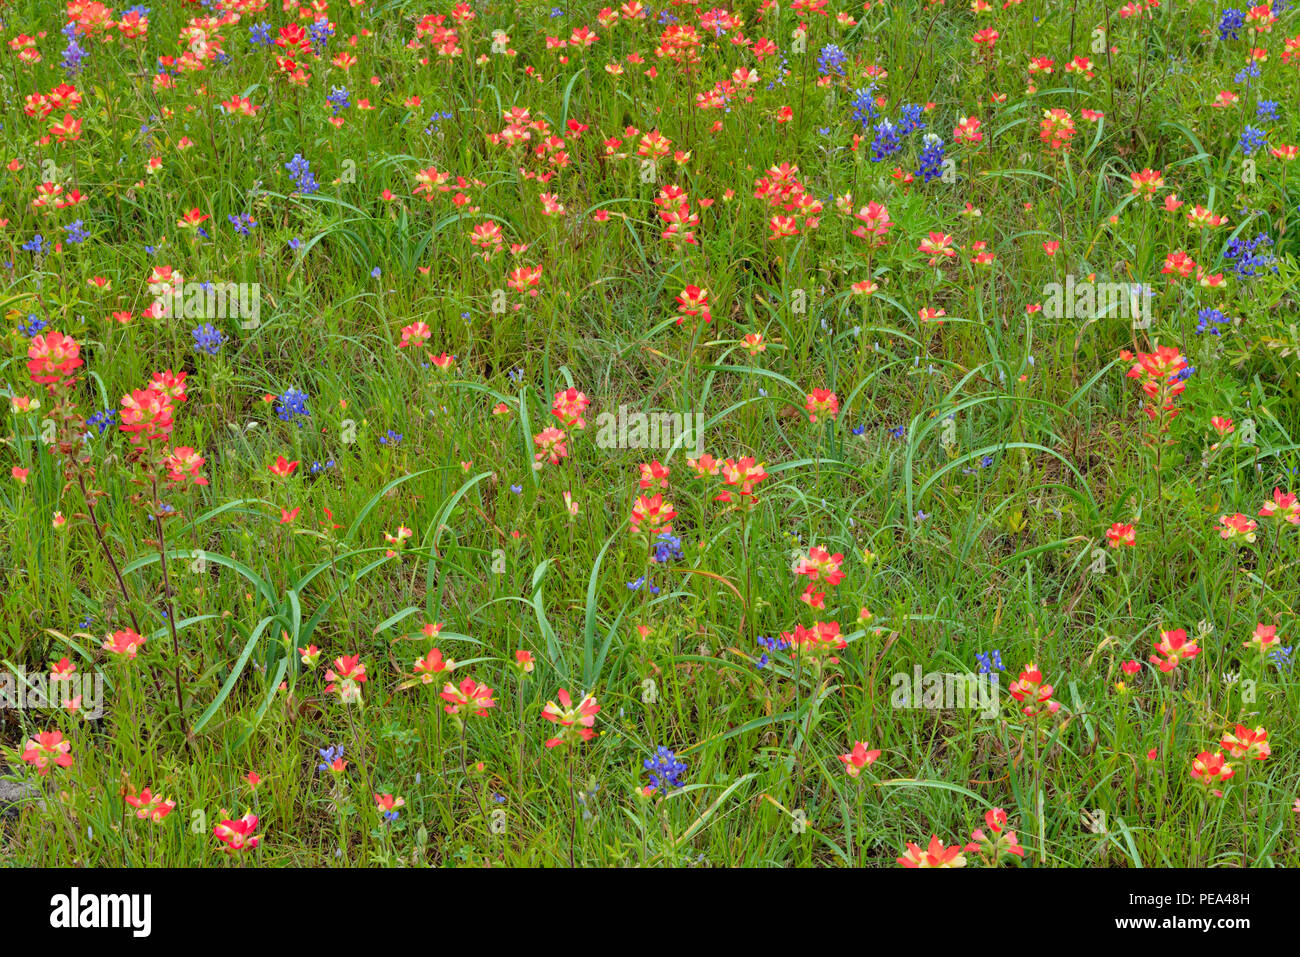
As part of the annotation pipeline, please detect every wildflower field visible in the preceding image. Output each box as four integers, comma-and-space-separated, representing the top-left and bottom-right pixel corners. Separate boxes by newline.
2, 0, 1300, 873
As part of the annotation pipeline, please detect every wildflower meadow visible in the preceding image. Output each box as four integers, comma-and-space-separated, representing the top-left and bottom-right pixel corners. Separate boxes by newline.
2, 0, 1300, 890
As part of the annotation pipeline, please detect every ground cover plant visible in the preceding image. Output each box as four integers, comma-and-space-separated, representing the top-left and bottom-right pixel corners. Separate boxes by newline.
1, 0, 1299, 869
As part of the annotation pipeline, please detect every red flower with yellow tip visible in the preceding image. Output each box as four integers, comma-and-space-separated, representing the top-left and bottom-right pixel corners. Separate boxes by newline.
103, 628, 146, 660
1258, 487, 1300, 524
630, 493, 676, 536
804, 389, 839, 424
21, 730, 73, 775
1150, 627, 1200, 672
1007, 664, 1061, 717
440, 676, 496, 716
898, 835, 966, 868
213, 813, 260, 852
125, 788, 177, 823
838, 742, 881, 777
1190, 751, 1235, 796
1105, 522, 1136, 547
965, 808, 1025, 864
541, 688, 600, 747
1219, 725, 1270, 762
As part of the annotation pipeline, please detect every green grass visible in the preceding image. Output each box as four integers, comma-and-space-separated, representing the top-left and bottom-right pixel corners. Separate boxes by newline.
1, 0, 1299, 867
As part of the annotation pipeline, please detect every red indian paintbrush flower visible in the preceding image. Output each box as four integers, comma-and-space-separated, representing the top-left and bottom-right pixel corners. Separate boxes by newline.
213, 813, 260, 851
1150, 627, 1200, 672
838, 742, 880, 777
898, 835, 966, 868
21, 730, 73, 775
1190, 751, 1235, 796
965, 808, 1025, 864
125, 788, 177, 822
1259, 488, 1300, 524
27, 332, 83, 390
440, 676, 496, 716
1105, 522, 1136, 547
804, 389, 839, 423
630, 493, 676, 535
325, 655, 367, 703
1220, 725, 1270, 761
103, 628, 146, 659
1244, 623, 1279, 656
1007, 664, 1061, 717
541, 688, 600, 747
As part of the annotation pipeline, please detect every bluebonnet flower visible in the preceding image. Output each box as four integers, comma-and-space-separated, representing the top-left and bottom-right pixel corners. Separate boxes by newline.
308, 459, 337, 474
378, 429, 404, 446
817, 44, 848, 76
87, 409, 116, 434
976, 650, 1005, 674
63, 220, 89, 245
288, 236, 302, 251
18, 314, 46, 337
1195, 308, 1232, 335
1216, 8, 1248, 39
490, 792, 507, 804
756, 634, 791, 669
888, 425, 906, 439
370, 266, 382, 278
276, 387, 312, 425
1239, 125, 1267, 156
249, 22, 272, 45
764, 56, 790, 90
317, 744, 345, 772
550, 7, 565, 16
327, 86, 350, 115
61, 21, 88, 78
643, 746, 688, 792
1256, 100, 1279, 122
916, 134, 946, 182
423, 110, 454, 135
1234, 62, 1261, 85
510, 483, 523, 494
1218, 8, 1245, 40
652, 532, 683, 563
1269, 645, 1294, 672
1223, 232, 1277, 278
627, 575, 661, 594
309, 18, 334, 52
850, 424, 866, 436
192, 323, 226, 355
22, 234, 46, 254
870, 119, 901, 161
228, 212, 257, 236
980, 455, 994, 468
850, 86, 878, 127
897, 103, 925, 136
285, 154, 320, 195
